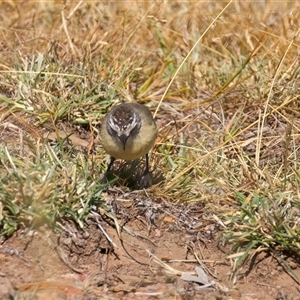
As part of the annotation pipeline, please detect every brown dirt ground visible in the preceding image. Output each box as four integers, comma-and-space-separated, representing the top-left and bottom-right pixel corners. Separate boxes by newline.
0, 190, 299, 300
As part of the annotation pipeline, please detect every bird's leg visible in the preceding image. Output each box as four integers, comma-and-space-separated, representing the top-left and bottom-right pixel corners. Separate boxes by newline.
101, 156, 116, 184
140, 153, 153, 188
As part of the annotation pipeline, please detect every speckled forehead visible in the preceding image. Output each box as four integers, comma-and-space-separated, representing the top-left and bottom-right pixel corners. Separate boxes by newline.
111, 107, 136, 130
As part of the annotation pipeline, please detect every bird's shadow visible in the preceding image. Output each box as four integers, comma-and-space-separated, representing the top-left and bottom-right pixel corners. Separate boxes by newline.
103, 159, 164, 190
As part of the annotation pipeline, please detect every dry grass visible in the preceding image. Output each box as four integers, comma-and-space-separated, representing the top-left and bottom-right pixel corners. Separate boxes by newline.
1, 0, 300, 285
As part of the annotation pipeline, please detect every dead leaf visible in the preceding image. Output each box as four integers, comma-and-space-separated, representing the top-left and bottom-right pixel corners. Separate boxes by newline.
181, 266, 215, 288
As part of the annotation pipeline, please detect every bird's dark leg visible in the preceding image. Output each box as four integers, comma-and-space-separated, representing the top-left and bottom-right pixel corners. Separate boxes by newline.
140, 153, 153, 188
145, 153, 150, 174
101, 156, 116, 184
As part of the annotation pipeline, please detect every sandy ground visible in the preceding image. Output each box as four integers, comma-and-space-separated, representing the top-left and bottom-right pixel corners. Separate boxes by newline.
0, 191, 299, 300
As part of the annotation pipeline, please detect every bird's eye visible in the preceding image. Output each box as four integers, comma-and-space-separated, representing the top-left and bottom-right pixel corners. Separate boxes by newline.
130, 124, 139, 135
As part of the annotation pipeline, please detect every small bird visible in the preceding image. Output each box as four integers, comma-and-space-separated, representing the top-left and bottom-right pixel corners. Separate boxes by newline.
100, 102, 157, 187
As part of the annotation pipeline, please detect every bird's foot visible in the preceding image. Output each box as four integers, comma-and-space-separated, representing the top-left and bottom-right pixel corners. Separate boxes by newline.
100, 173, 108, 185
140, 171, 153, 188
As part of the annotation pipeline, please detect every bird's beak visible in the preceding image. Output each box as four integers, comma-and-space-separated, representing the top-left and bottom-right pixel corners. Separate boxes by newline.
119, 134, 129, 150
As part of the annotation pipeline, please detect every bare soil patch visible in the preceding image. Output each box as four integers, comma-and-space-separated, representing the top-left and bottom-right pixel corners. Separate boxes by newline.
0, 191, 299, 300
